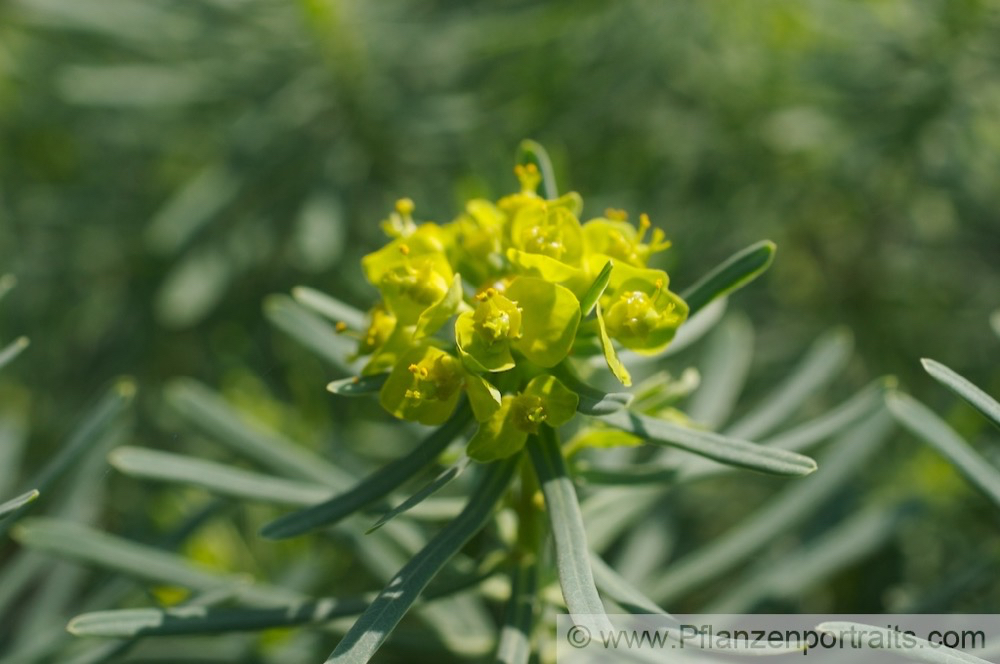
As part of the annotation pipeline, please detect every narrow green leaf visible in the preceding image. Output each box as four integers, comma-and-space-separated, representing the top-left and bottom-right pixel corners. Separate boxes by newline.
326, 456, 517, 664
527, 427, 611, 630
887, 391, 1000, 510
579, 260, 613, 317
589, 553, 671, 616
674, 378, 891, 482
0, 336, 29, 371
327, 373, 388, 396
680, 240, 775, 317
13, 518, 301, 605
516, 139, 558, 200
0, 380, 134, 538
165, 378, 351, 489
109, 446, 333, 506
686, 314, 754, 429
264, 294, 358, 373
650, 410, 893, 603
553, 362, 632, 416
262, 404, 473, 539
0, 417, 28, 500
922, 358, 1000, 432
708, 504, 906, 613
598, 410, 818, 476
660, 296, 727, 358
581, 486, 662, 553
292, 286, 368, 330
31, 380, 133, 496
725, 327, 853, 441
494, 559, 537, 664
991, 309, 1000, 338
815, 622, 992, 664
0, 489, 39, 524
68, 558, 500, 638
367, 457, 471, 533
572, 463, 676, 486
69, 599, 367, 638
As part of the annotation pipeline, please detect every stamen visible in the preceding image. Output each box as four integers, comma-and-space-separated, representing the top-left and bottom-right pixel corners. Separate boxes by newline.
335, 321, 348, 333
399, 244, 410, 256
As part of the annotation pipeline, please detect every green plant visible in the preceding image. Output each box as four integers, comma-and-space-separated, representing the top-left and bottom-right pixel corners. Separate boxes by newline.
9, 145, 912, 663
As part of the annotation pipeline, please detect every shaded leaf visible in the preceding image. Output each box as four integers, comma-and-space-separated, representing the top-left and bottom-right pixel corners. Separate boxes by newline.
164, 378, 351, 489
494, 558, 537, 664
367, 457, 471, 533
325, 456, 518, 663
725, 328, 852, 440
109, 447, 333, 506
887, 391, 1000, 510
13, 518, 301, 605
650, 410, 893, 603
262, 404, 473, 539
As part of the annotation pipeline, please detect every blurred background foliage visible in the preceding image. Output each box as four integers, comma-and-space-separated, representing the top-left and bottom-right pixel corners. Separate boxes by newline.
1, 0, 1000, 658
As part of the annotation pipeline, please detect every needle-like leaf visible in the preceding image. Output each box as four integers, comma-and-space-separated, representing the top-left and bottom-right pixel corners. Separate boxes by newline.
264, 294, 359, 373
680, 240, 775, 317
921, 358, 1000, 432
164, 378, 351, 489
650, 410, 892, 603
0, 489, 39, 525
598, 410, 817, 476
13, 518, 301, 605
367, 457, 471, 533
724, 327, 852, 440
516, 139, 558, 200
528, 428, 611, 631
109, 446, 333, 506
262, 405, 473, 539
494, 558, 537, 664
0, 336, 29, 371
293, 286, 368, 330
887, 391, 1000, 510
327, 373, 389, 396
325, 455, 518, 664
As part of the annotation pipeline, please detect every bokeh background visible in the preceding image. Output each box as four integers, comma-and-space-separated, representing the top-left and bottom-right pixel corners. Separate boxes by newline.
2, 0, 1000, 659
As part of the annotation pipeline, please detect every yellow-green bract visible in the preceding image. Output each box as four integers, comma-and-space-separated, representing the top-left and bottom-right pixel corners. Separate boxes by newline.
353, 165, 689, 461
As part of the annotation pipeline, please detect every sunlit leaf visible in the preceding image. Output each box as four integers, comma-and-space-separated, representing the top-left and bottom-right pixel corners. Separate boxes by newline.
680, 240, 775, 317
598, 410, 817, 476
